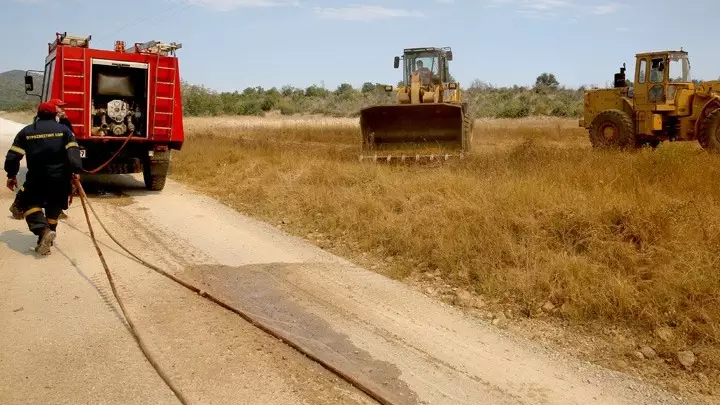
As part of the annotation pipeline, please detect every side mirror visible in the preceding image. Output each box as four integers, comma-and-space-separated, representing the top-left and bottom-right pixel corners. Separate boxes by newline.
446, 51, 453, 61
25, 75, 34, 92
393, 56, 400, 69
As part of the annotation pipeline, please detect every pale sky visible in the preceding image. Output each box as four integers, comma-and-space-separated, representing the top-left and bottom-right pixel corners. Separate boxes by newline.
1, 0, 718, 91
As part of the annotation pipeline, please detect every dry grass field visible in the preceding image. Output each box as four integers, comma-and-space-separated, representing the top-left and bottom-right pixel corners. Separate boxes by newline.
172, 115, 719, 399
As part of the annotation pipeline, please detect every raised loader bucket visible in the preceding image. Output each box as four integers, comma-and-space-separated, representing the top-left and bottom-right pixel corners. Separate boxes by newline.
359, 103, 468, 161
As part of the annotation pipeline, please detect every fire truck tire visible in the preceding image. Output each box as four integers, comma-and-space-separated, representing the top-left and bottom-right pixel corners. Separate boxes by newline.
143, 150, 171, 191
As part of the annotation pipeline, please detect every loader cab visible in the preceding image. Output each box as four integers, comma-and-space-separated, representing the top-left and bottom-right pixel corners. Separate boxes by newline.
631, 50, 694, 136
633, 50, 692, 107
394, 47, 453, 88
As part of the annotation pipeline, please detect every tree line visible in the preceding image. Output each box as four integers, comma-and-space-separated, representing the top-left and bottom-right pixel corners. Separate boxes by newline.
181, 73, 585, 119
2, 72, 586, 119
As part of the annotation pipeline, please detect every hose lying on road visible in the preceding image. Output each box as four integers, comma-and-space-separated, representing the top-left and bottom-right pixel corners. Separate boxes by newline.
74, 178, 191, 405
72, 178, 396, 405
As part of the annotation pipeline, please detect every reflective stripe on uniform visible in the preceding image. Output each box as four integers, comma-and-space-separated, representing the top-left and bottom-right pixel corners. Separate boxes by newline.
23, 207, 42, 217
26, 132, 63, 140
47, 218, 59, 225
10, 146, 25, 155
66, 142, 78, 149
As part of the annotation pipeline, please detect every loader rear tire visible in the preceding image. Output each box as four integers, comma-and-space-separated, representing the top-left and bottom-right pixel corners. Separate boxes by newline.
589, 109, 636, 150
698, 108, 720, 153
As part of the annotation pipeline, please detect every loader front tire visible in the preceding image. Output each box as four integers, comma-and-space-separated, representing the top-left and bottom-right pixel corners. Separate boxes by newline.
698, 108, 720, 153
143, 150, 171, 191
589, 109, 636, 150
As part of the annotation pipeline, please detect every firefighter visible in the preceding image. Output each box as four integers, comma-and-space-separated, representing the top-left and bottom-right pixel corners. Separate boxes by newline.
50, 98, 74, 132
4, 101, 83, 255
9, 98, 73, 220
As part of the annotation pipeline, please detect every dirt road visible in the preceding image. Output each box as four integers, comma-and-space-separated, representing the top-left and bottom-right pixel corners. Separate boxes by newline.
0, 117, 703, 405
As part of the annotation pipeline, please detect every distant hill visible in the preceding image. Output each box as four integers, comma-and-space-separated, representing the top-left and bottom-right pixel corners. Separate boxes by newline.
0, 70, 43, 111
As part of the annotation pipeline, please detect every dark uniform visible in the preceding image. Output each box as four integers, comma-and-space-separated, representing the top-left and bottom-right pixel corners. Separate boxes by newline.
4, 102, 83, 255
9, 105, 74, 220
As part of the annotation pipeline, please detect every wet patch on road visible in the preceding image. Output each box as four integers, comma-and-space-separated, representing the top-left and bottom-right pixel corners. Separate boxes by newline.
183, 263, 420, 405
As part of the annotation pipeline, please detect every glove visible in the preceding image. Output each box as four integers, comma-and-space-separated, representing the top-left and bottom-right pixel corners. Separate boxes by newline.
6, 177, 17, 192
70, 175, 78, 194
69, 175, 79, 206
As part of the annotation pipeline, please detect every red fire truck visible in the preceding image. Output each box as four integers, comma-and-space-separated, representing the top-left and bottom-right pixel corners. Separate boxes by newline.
24, 32, 185, 191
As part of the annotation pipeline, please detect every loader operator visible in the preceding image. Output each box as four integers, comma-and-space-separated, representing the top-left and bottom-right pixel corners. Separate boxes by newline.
4, 101, 83, 255
9, 99, 72, 220
416, 60, 433, 85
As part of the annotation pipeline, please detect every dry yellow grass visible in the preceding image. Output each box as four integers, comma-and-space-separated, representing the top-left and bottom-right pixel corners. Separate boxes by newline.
171, 115, 720, 392
183, 113, 358, 133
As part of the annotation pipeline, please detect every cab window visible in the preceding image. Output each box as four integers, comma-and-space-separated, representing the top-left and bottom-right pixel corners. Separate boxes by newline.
650, 58, 664, 83
638, 59, 647, 84
42, 59, 55, 102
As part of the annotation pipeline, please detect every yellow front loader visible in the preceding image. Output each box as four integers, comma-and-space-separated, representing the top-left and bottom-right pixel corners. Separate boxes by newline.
359, 47, 473, 161
581, 49, 720, 152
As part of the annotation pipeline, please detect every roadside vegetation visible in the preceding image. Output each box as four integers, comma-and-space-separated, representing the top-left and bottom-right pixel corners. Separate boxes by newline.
2, 72, 583, 119
177, 74, 582, 119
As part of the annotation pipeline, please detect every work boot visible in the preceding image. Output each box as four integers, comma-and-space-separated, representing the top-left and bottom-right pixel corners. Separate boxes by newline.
9, 202, 23, 220
35, 228, 56, 256
59, 211, 68, 219
37, 234, 55, 246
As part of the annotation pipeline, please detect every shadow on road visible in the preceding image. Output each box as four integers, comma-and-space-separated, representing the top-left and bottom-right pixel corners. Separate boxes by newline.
8, 166, 157, 201
0, 228, 131, 328
76, 173, 147, 199
0, 229, 43, 258
13, 161, 162, 195
54, 246, 130, 330
1, 171, 155, 256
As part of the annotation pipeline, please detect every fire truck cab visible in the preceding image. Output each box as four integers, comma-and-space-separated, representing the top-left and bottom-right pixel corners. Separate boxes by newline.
24, 32, 185, 191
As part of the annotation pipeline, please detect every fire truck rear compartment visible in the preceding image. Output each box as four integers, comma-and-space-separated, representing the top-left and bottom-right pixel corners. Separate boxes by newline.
90, 63, 148, 138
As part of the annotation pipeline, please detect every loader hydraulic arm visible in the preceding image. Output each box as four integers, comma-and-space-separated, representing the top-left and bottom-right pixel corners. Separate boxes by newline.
410, 72, 422, 104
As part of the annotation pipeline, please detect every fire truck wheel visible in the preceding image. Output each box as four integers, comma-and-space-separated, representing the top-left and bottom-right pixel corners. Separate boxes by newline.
143, 150, 171, 191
